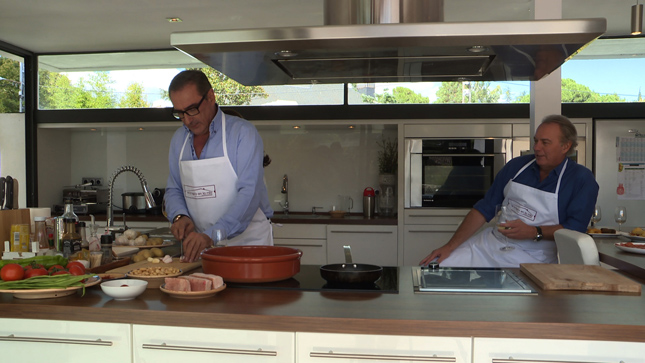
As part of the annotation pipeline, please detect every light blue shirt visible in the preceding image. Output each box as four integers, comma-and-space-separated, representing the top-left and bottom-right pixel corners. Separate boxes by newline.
165, 107, 273, 241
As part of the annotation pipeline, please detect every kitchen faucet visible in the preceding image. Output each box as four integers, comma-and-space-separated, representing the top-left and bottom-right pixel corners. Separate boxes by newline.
106, 165, 156, 231
279, 174, 289, 215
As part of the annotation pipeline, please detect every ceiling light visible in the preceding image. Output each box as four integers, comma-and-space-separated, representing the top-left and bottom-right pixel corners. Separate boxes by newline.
348, 125, 355, 129
293, 126, 300, 129
139, 127, 144, 131
167, 17, 183, 23
632, 3, 643, 35
90, 128, 97, 131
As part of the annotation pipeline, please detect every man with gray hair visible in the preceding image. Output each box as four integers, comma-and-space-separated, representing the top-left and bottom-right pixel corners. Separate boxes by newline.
421, 114, 599, 268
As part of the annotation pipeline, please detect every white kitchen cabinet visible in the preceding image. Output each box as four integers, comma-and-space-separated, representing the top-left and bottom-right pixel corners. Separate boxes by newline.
297, 332, 471, 363
133, 324, 295, 363
326, 225, 397, 266
473, 337, 645, 363
0, 318, 131, 363
272, 223, 327, 265
403, 209, 469, 266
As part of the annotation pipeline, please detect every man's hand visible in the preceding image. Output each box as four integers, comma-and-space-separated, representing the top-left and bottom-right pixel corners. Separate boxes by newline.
170, 215, 195, 241
498, 219, 533, 240
180, 232, 214, 263
420, 244, 457, 266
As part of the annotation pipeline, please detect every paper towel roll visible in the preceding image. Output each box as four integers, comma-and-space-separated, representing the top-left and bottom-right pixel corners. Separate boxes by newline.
29, 207, 51, 231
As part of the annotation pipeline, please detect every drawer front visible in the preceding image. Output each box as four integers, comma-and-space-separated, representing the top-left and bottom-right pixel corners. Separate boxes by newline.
0, 318, 131, 363
272, 224, 327, 239
326, 225, 397, 265
405, 209, 470, 225
474, 337, 645, 363
403, 226, 455, 266
134, 324, 294, 363
297, 332, 471, 363
274, 238, 327, 265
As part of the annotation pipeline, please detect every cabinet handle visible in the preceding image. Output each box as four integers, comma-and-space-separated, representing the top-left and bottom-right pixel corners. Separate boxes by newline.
275, 244, 324, 248
142, 343, 277, 356
330, 231, 393, 234
408, 229, 456, 233
310, 351, 456, 362
0, 334, 113, 346
492, 359, 612, 363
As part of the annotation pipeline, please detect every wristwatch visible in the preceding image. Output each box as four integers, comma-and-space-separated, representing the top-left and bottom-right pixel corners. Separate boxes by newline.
172, 214, 188, 224
534, 226, 543, 241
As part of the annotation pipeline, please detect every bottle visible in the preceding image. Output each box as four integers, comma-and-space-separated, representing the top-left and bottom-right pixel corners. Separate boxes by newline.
76, 221, 88, 249
100, 234, 114, 265
61, 197, 79, 222
61, 218, 82, 259
34, 216, 49, 251
363, 187, 375, 218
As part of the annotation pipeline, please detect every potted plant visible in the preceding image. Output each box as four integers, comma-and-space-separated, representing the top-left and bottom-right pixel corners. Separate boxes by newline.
377, 136, 398, 216
377, 136, 398, 185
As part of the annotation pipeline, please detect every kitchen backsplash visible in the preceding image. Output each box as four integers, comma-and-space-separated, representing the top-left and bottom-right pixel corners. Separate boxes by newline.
37, 123, 397, 215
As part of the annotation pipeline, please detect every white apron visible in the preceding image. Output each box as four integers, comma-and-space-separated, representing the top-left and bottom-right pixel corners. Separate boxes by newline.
441, 158, 567, 268
178, 113, 273, 246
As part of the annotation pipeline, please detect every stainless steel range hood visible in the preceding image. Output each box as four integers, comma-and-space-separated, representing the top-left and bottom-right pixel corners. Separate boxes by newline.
171, 6, 606, 86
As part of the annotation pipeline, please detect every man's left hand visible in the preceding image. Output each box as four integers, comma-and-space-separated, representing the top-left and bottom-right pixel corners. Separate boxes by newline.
180, 232, 214, 263
498, 219, 535, 240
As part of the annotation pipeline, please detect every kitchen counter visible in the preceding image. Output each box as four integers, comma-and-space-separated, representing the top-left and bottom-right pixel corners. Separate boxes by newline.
80, 212, 398, 225
1, 265, 644, 342
596, 236, 645, 280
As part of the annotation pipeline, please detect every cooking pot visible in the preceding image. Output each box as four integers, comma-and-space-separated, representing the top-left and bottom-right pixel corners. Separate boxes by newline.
201, 246, 302, 283
122, 192, 146, 214
320, 246, 382, 285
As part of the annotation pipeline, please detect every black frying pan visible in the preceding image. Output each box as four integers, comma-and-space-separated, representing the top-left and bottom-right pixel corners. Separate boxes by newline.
320, 245, 383, 284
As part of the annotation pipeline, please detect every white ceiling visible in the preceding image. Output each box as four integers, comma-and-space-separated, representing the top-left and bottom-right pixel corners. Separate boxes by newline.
0, 0, 640, 55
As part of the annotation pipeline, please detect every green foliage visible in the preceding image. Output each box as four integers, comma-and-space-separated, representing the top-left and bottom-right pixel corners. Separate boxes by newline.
118, 82, 151, 108
362, 86, 429, 104
515, 78, 627, 103
377, 136, 398, 174
0, 57, 22, 112
187, 67, 268, 105
435, 81, 502, 103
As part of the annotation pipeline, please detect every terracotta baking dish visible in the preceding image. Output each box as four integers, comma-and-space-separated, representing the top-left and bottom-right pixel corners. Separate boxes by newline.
201, 246, 303, 283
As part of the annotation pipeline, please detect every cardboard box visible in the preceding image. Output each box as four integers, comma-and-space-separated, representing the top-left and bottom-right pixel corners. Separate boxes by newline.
0, 209, 31, 253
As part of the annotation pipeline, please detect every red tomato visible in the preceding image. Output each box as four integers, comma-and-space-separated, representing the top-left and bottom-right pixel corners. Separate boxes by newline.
52, 270, 70, 276
66, 261, 86, 274
1, 264, 25, 281
25, 267, 48, 279
68, 265, 85, 276
48, 265, 66, 274
24, 262, 45, 271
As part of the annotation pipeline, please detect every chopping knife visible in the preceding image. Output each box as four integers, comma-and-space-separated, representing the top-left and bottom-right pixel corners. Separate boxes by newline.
4, 176, 13, 209
0, 177, 5, 209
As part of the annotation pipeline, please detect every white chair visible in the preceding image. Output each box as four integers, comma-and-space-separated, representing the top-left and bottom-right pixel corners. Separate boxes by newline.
554, 229, 600, 265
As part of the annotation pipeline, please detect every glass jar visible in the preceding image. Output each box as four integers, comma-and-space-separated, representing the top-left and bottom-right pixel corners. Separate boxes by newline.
34, 216, 49, 251
100, 234, 114, 265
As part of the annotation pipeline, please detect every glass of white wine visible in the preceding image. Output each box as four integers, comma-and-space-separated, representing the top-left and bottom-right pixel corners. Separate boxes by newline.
614, 206, 627, 232
591, 205, 602, 227
495, 204, 514, 251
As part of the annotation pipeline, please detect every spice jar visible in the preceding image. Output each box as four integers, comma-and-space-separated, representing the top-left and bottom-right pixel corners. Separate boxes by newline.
100, 234, 114, 265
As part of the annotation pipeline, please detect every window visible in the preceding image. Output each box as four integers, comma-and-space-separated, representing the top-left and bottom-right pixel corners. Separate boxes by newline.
0, 50, 25, 113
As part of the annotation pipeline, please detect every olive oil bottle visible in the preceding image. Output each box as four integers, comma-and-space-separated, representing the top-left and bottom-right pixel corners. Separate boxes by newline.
61, 218, 82, 258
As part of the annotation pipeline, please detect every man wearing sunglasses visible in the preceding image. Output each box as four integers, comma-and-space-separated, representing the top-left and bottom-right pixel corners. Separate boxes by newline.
164, 70, 273, 262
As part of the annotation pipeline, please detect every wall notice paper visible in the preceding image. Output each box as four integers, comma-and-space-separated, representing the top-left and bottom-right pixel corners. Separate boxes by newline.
617, 163, 645, 200
617, 137, 645, 163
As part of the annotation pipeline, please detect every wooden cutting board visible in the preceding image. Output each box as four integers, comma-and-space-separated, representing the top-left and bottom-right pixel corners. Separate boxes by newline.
0, 209, 31, 253
106, 257, 202, 275
520, 263, 641, 293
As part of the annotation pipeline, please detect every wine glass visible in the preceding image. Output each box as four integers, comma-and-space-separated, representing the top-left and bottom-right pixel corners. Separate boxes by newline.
591, 205, 602, 227
614, 206, 627, 232
495, 204, 514, 251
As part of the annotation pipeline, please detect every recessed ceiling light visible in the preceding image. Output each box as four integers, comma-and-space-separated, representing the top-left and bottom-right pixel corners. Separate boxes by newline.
348, 125, 355, 129
90, 128, 97, 131
167, 17, 183, 23
293, 126, 300, 129
139, 127, 144, 131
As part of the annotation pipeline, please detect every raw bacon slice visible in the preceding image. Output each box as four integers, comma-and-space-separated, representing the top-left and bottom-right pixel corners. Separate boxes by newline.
190, 273, 224, 289
179, 275, 212, 291
164, 277, 191, 291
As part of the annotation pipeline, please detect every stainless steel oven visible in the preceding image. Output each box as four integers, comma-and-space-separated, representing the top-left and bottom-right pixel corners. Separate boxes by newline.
405, 138, 512, 208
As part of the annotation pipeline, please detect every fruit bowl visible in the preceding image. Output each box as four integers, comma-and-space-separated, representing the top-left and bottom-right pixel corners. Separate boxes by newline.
100, 279, 147, 300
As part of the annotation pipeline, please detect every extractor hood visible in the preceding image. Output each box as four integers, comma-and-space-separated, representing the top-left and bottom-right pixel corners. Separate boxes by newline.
171, 17, 606, 86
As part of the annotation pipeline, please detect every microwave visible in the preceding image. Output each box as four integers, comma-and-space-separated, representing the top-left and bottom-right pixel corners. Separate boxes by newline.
405, 138, 512, 208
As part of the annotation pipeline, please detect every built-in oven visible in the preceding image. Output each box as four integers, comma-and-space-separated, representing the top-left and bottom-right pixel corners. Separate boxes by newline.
405, 138, 512, 208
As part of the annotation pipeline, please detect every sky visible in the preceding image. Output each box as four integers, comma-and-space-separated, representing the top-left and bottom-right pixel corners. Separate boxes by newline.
62, 57, 645, 105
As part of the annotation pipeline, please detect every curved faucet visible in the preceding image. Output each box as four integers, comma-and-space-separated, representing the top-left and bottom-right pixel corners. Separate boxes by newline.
106, 165, 156, 230
279, 174, 289, 215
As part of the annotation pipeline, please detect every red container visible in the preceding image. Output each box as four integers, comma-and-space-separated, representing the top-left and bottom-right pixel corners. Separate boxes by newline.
201, 246, 303, 283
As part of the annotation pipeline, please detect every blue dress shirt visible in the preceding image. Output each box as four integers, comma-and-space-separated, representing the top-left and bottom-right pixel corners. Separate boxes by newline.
165, 107, 273, 241
473, 154, 599, 232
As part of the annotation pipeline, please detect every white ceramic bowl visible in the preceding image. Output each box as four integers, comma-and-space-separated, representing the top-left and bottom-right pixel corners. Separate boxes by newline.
100, 279, 148, 300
